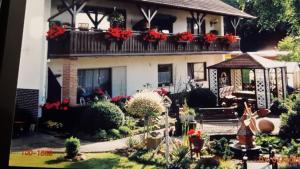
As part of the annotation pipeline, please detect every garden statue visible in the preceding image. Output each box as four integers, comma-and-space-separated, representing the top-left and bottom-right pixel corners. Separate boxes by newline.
236, 102, 258, 148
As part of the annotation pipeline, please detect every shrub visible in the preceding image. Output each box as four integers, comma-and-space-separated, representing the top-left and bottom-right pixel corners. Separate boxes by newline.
270, 99, 289, 115
126, 90, 165, 118
89, 101, 125, 130
169, 145, 191, 169
65, 136, 80, 158
187, 88, 217, 108
118, 126, 132, 136
129, 148, 167, 166
124, 116, 137, 129
279, 110, 300, 139
108, 129, 121, 139
211, 137, 233, 160
255, 134, 283, 154
126, 137, 141, 148
195, 157, 220, 169
94, 129, 108, 140
281, 139, 300, 156
111, 96, 131, 115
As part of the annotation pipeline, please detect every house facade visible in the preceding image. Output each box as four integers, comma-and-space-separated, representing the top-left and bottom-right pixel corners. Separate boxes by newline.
17, 0, 254, 121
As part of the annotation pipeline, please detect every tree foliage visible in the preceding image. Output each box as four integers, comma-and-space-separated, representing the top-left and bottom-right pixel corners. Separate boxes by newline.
278, 36, 300, 61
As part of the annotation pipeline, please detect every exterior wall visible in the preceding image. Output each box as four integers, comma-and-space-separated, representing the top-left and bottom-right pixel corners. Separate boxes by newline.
51, 0, 225, 35
48, 54, 225, 100
17, 0, 51, 118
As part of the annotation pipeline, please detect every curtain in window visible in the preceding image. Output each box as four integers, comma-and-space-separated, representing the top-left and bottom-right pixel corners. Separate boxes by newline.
78, 68, 111, 97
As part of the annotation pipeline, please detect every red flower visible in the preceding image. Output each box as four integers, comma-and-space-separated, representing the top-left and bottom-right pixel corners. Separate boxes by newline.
223, 33, 237, 44
63, 106, 68, 111
111, 96, 131, 102
94, 88, 105, 96
204, 33, 217, 43
46, 25, 66, 40
187, 129, 201, 139
105, 27, 133, 40
155, 88, 169, 96
187, 129, 195, 135
62, 98, 70, 104
143, 30, 168, 42
176, 32, 194, 42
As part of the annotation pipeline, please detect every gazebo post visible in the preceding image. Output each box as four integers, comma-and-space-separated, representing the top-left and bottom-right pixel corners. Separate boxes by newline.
282, 67, 288, 99
255, 69, 268, 109
264, 69, 271, 108
208, 68, 219, 106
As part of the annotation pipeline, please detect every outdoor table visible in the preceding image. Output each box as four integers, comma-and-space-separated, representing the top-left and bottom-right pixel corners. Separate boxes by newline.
232, 90, 256, 99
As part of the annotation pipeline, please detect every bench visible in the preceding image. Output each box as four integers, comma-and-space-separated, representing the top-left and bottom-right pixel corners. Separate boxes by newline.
197, 106, 239, 129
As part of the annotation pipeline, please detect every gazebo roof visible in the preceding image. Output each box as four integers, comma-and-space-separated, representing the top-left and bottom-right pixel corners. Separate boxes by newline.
208, 53, 286, 69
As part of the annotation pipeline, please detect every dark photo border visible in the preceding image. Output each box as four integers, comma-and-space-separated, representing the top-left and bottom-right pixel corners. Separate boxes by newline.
0, 0, 27, 168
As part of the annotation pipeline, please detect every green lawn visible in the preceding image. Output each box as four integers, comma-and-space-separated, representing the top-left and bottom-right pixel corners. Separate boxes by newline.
9, 152, 160, 169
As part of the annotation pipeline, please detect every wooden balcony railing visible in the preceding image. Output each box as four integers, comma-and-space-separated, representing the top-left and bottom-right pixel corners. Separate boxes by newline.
48, 31, 240, 58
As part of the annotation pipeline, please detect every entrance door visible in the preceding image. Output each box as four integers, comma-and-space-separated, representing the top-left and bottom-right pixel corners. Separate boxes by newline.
112, 66, 127, 96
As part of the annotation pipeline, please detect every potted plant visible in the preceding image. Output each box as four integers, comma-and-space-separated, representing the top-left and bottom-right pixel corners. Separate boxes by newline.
142, 28, 168, 50
203, 33, 217, 49
222, 33, 237, 50
105, 27, 133, 50
174, 32, 194, 50
46, 24, 66, 40
107, 9, 125, 28
187, 129, 205, 158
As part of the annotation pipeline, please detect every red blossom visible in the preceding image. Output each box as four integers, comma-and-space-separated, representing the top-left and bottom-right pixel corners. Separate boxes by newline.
176, 32, 194, 42
111, 96, 131, 102
187, 129, 195, 135
155, 88, 169, 96
94, 88, 105, 96
46, 25, 66, 40
62, 98, 70, 104
105, 27, 133, 40
203, 33, 217, 43
143, 30, 168, 42
223, 33, 237, 44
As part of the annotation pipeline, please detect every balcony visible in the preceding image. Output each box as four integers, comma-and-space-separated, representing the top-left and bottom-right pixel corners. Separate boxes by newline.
48, 31, 240, 58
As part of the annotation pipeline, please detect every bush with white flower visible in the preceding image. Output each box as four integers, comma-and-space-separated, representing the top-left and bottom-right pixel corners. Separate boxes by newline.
126, 90, 165, 139
126, 90, 165, 118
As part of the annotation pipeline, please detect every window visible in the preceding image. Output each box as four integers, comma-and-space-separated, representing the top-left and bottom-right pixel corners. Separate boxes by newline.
187, 62, 206, 81
158, 64, 173, 87
77, 68, 112, 102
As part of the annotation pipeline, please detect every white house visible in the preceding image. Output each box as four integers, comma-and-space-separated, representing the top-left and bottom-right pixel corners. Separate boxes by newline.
16, 0, 254, 123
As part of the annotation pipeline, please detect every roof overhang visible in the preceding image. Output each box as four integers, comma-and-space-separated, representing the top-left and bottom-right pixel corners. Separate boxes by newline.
128, 0, 256, 19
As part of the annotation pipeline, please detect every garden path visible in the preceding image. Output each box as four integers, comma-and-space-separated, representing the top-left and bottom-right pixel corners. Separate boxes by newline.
10, 117, 280, 153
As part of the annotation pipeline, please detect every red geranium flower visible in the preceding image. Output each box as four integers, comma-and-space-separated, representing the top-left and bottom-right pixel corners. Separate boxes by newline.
187, 129, 195, 135
94, 88, 105, 96
155, 88, 169, 96
204, 33, 217, 43
105, 27, 133, 40
143, 30, 168, 42
46, 25, 66, 40
176, 32, 194, 42
223, 33, 237, 44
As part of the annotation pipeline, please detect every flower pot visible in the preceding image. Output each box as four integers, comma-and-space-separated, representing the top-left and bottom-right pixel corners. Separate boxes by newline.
175, 41, 188, 50
258, 119, 275, 133
117, 40, 124, 50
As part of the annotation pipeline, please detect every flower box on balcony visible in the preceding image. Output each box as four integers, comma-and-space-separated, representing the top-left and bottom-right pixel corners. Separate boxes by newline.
104, 27, 133, 50
142, 30, 168, 50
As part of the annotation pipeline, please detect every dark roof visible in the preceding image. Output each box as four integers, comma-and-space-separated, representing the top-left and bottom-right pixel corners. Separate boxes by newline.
208, 53, 286, 69
130, 0, 255, 18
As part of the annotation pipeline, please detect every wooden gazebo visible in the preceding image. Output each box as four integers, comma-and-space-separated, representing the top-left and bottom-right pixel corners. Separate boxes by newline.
208, 53, 287, 109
